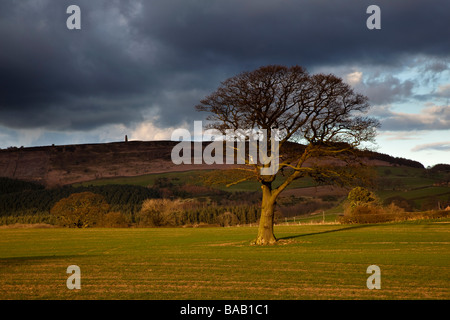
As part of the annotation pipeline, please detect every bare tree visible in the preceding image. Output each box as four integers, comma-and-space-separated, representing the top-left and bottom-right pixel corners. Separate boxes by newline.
196, 65, 379, 245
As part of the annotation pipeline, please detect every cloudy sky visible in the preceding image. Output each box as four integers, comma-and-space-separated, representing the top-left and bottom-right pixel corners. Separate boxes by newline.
0, 0, 449, 167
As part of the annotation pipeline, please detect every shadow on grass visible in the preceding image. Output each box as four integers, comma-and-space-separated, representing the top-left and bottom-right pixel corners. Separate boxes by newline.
277, 224, 374, 241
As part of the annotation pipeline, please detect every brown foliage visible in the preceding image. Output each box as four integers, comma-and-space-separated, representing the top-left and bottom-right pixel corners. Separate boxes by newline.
137, 198, 183, 227
339, 202, 449, 224
216, 212, 239, 227
100, 211, 129, 228
50, 192, 110, 228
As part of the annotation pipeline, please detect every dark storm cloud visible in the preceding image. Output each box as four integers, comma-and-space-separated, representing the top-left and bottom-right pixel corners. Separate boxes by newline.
356, 75, 415, 105
0, 0, 449, 131
0, 0, 157, 130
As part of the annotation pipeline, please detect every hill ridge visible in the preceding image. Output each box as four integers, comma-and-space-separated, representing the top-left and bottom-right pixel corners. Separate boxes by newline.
0, 140, 424, 187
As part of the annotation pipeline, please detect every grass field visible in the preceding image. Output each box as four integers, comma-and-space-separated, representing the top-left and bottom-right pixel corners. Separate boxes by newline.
1, 220, 449, 300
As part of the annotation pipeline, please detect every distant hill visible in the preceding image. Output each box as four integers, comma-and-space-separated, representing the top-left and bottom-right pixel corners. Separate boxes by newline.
0, 141, 231, 187
0, 140, 425, 187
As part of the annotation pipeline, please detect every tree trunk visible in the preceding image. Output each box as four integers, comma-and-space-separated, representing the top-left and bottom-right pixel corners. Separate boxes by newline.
255, 183, 277, 245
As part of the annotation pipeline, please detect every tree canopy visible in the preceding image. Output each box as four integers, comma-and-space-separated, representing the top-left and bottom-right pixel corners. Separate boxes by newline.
50, 192, 111, 228
196, 65, 379, 244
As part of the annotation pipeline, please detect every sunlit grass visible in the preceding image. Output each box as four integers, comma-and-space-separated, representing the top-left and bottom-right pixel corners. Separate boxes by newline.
1, 220, 449, 300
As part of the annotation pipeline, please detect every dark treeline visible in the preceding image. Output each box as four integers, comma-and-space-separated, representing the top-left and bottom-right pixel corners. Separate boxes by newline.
0, 178, 160, 217
0, 177, 262, 226
359, 150, 424, 168
179, 204, 260, 226
137, 201, 261, 227
429, 164, 450, 172
0, 177, 45, 195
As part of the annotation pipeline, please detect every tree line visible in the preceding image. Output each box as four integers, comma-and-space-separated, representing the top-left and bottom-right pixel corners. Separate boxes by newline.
0, 177, 160, 217
0, 177, 262, 227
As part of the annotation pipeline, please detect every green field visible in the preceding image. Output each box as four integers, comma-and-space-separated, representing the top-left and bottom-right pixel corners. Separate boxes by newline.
1, 221, 449, 300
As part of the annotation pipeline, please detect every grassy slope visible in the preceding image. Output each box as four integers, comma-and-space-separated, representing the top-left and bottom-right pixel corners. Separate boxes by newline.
73, 169, 317, 192
1, 221, 449, 300
373, 166, 450, 209
74, 166, 450, 198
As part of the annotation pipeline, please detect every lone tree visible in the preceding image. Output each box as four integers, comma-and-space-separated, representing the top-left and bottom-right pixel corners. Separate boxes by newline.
50, 192, 111, 228
196, 65, 379, 245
